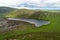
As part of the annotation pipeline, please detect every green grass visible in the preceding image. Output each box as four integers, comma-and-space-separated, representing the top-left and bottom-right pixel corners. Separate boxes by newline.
8, 32, 60, 40
0, 9, 60, 40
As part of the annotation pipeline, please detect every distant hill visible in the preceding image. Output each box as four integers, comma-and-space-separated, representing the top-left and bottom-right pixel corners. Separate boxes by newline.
5, 8, 60, 19
0, 6, 16, 17
0, 7, 16, 13
0, 6, 60, 18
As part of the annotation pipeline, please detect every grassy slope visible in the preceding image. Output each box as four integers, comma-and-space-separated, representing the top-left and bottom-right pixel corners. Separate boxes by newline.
9, 32, 60, 40
0, 9, 60, 40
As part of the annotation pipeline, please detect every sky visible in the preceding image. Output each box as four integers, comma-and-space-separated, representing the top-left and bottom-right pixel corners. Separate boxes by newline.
0, 0, 60, 10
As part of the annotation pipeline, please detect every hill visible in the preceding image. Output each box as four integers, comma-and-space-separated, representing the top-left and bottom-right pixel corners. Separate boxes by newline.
0, 7, 16, 17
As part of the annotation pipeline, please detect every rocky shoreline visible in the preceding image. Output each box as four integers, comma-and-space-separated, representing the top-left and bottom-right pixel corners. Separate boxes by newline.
0, 18, 35, 34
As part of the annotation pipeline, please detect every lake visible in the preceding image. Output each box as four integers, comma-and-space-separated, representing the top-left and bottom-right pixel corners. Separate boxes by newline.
8, 18, 50, 27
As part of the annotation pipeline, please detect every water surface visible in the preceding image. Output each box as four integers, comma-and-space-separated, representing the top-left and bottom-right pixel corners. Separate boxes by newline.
8, 18, 50, 27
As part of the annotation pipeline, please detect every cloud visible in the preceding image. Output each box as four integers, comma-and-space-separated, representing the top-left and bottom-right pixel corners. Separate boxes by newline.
0, 0, 28, 7
0, 0, 60, 9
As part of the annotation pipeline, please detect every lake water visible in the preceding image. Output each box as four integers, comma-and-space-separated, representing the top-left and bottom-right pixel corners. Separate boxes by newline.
8, 18, 50, 27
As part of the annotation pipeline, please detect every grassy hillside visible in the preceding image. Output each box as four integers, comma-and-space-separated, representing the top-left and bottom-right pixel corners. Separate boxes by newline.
0, 8, 60, 40
8, 32, 60, 40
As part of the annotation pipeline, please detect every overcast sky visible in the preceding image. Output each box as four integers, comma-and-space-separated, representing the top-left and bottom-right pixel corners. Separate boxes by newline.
0, 0, 60, 9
